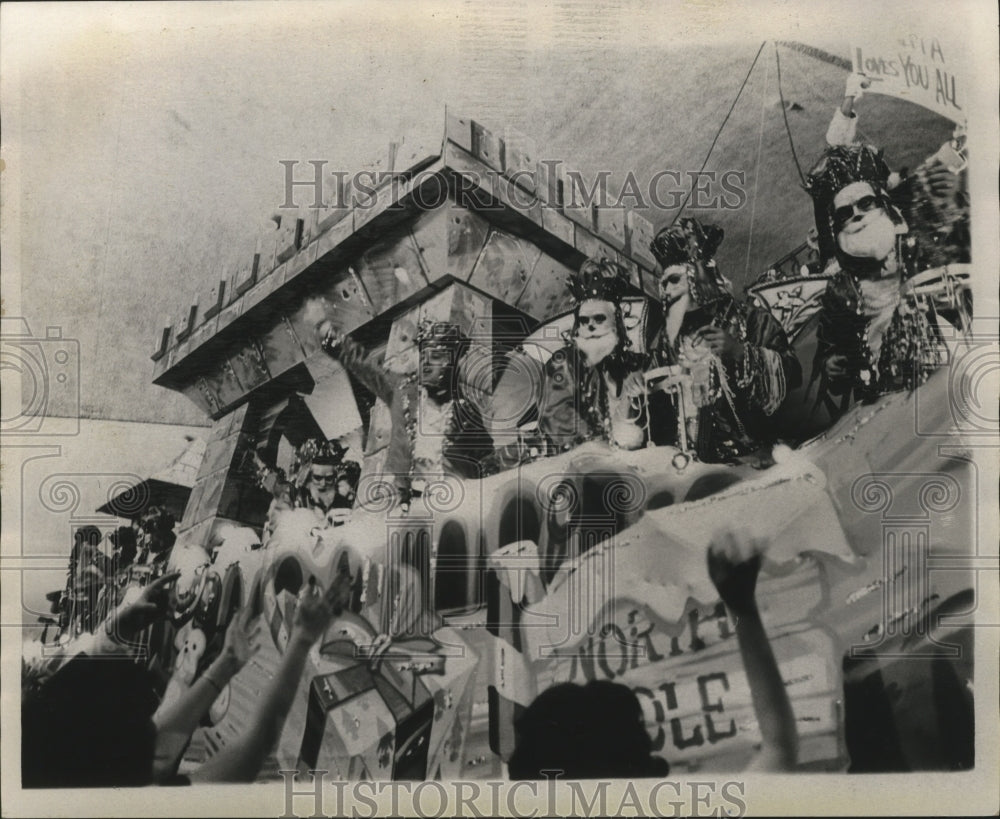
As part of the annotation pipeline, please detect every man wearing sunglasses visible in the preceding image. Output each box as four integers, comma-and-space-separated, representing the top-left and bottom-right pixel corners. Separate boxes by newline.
647, 219, 800, 463
806, 141, 950, 411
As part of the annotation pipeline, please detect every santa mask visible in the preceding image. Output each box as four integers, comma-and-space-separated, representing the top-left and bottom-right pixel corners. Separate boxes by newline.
833, 182, 900, 262
574, 299, 619, 365
307, 464, 339, 508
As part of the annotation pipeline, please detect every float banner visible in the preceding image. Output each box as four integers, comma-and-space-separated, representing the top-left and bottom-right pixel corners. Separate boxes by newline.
851, 33, 965, 124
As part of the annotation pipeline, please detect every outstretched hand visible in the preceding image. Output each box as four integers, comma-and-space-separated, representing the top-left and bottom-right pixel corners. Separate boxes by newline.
291, 576, 338, 647
844, 72, 870, 101
924, 159, 960, 197
219, 607, 260, 670
114, 571, 181, 642
707, 530, 764, 615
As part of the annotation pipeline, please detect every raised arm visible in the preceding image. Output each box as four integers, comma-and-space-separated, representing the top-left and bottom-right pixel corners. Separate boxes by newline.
152, 608, 259, 782
189, 578, 336, 783
23, 571, 181, 689
708, 531, 798, 772
318, 320, 396, 404
825, 72, 869, 146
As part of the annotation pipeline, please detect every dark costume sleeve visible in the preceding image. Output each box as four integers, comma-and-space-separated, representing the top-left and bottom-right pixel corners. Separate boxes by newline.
734, 303, 802, 415
811, 276, 867, 400
334, 336, 397, 406
537, 347, 586, 452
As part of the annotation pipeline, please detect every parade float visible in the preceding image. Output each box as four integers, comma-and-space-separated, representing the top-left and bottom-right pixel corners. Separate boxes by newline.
119, 36, 980, 778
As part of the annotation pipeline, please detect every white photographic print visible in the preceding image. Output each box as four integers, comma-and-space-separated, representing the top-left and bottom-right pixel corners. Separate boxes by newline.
2, 1, 997, 816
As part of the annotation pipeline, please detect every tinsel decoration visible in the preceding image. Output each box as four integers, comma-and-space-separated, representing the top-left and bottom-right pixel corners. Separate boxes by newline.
567, 257, 630, 305
650, 218, 730, 305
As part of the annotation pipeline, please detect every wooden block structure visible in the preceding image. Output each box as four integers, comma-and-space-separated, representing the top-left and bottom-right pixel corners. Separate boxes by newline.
152, 111, 658, 551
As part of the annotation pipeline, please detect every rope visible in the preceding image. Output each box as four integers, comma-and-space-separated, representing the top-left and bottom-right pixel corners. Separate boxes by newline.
774, 42, 808, 187
672, 41, 767, 226
744, 51, 771, 278
773, 41, 852, 71
782, 43, 878, 147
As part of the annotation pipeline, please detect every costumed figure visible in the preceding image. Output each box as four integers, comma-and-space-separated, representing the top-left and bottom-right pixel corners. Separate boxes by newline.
332, 459, 361, 510
805, 141, 952, 413
287, 438, 358, 524
647, 218, 801, 463
252, 437, 358, 535
67, 526, 108, 635
137, 506, 178, 566
536, 257, 649, 454
822, 72, 970, 272
319, 318, 495, 506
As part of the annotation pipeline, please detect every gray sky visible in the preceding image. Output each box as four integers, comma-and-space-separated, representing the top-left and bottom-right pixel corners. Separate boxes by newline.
1, 0, 989, 428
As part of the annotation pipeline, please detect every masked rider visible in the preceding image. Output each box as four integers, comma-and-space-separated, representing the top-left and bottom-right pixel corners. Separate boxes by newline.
536, 257, 649, 454
647, 218, 800, 463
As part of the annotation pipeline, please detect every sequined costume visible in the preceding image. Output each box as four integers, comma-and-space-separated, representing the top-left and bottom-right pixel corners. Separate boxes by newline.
328, 328, 494, 500
812, 237, 948, 409
536, 258, 650, 454
647, 219, 800, 463
538, 343, 649, 453
649, 298, 799, 462
806, 143, 953, 413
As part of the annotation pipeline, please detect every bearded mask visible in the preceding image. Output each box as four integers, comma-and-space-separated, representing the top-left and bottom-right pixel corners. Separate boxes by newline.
566, 258, 633, 366
831, 181, 905, 263
650, 219, 729, 307
573, 299, 620, 365
805, 144, 904, 266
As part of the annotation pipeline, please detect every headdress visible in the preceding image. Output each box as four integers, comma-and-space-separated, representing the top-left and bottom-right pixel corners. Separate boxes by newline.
140, 506, 176, 533
291, 438, 348, 488
804, 144, 898, 265
650, 218, 724, 269
567, 257, 630, 305
804, 143, 892, 206
650, 218, 729, 305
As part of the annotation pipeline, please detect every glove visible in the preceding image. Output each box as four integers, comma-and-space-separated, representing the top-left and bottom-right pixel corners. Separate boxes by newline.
845, 72, 870, 100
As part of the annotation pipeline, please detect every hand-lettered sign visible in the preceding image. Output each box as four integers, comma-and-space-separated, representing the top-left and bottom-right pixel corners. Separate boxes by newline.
851, 33, 965, 124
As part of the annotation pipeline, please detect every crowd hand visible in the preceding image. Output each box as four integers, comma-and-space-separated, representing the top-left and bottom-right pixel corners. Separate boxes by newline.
216, 607, 260, 674
694, 326, 744, 361
707, 530, 764, 616
824, 354, 850, 380
844, 72, 870, 101
113, 571, 181, 643
291, 576, 337, 646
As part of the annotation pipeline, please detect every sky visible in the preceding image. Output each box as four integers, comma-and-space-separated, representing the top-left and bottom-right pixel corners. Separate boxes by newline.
2, 419, 207, 638
3, 0, 990, 429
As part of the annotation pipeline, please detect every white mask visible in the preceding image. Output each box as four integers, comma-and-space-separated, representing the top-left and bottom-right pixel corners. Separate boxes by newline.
574, 300, 619, 365
837, 208, 900, 260
576, 332, 619, 366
